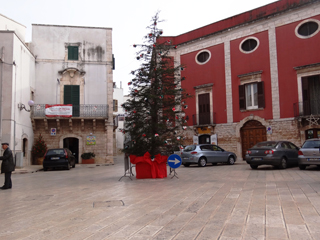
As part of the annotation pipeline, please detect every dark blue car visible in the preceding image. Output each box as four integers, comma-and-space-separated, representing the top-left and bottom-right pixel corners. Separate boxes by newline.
43, 148, 76, 171
245, 141, 299, 169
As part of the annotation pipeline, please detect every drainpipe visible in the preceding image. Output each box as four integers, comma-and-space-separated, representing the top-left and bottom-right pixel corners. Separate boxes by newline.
13, 60, 16, 154
0, 47, 3, 142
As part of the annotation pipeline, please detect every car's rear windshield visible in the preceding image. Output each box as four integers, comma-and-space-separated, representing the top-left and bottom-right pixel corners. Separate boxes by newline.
184, 145, 196, 151
252, 141, 277, 148
46, 149, 65, 155
302, 140, 320, 148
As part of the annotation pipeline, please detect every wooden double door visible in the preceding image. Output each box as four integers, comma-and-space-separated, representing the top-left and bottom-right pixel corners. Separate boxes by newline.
240, 120, 267, 159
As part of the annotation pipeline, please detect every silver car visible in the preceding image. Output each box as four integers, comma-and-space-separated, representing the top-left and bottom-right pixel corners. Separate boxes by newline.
181, 144, 237, 167
298, 138, 320, 170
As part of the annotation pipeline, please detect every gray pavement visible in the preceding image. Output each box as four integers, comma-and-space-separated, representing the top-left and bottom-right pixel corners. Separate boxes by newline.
1, 155, 320, 240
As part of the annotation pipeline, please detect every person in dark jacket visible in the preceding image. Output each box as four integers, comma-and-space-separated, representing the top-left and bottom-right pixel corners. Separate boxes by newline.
0, 142, 15, 189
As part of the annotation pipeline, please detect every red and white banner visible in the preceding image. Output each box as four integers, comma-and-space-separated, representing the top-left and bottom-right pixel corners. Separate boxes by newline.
45, 104, 73, 117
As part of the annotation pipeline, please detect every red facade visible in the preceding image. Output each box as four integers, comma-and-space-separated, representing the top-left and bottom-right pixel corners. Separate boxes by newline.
276, 15, 320, 118
160, 0, 320, 157
181, 44, 227, 124
230, 30, 272, 122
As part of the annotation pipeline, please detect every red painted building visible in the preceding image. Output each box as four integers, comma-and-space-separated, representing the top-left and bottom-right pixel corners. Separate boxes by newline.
161, 0, 320, 159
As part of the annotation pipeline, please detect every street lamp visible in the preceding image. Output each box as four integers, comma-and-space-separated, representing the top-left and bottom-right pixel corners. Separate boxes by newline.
18, 100, 34, 112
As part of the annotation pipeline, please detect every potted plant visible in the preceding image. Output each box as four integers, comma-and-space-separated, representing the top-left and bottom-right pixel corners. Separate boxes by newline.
31, 134, 48, 165
81, 152, 95, 164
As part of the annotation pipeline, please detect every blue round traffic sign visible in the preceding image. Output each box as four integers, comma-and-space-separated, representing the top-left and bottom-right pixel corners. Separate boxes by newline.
167, 154, 182, 169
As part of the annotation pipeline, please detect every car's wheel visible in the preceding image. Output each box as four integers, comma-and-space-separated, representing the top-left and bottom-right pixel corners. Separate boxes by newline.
183, 163, 190, 167
250, 164, 258, 169
198, 157, 207, 167
299, 164, 306, 170
227, 156, 235, 165
279, 157, 287, 169
72, 162, 76, 168
67, 163, 71, 170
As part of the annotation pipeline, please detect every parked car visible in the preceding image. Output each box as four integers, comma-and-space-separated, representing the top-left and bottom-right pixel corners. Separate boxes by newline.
181, 144, 237, 167
43, 148, 76, 171
245, 141, 299, 169
173, 145, 184, 156
298, 138, 320, 170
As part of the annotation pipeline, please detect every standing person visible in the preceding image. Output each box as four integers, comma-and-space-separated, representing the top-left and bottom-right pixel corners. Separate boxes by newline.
0, 143, 15, 189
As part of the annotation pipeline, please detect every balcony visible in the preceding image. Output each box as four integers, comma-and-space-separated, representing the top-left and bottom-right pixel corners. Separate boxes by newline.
192, 112, 216, 126
30, 104, 110, 132
31, 104, 109, 119
293, 100, 320, 117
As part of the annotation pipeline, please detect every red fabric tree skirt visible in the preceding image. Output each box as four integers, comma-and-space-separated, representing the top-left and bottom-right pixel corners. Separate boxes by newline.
130, 152, 168, 179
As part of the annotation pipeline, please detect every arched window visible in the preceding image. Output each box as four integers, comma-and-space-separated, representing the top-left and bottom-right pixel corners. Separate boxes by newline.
23, 138, 27, 157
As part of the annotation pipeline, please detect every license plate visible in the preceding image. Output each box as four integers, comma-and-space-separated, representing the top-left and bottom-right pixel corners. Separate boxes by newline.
252, 158, 262, 160
51, 157, 59, 160
307, 158, 320, 161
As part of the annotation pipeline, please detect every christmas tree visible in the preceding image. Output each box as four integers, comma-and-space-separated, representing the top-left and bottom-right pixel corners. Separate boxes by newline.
31, 134, 48, 158
121, 13, 191, 157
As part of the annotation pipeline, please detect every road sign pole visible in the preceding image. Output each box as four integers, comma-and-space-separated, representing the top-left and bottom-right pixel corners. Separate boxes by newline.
171, 168, 178, 179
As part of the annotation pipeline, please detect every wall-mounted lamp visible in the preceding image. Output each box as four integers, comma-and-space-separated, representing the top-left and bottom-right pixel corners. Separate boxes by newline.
18, 100, 34, 112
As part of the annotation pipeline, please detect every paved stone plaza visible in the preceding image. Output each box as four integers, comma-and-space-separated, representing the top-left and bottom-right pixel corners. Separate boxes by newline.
1, 155, 320, 240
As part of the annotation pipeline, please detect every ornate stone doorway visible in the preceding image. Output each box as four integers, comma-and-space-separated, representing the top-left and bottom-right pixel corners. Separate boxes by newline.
240, 120, 267, 159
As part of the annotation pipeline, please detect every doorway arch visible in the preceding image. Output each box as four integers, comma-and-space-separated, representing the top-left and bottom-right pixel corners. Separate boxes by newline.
240, 120, 267, 159
63, 138, 79, 163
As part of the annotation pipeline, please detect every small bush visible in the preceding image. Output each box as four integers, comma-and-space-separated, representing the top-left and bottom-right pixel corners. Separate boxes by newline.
81, 152, 95, 159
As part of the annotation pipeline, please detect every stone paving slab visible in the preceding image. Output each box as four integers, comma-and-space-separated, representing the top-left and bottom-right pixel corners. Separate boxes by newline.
0, 155, 320, 239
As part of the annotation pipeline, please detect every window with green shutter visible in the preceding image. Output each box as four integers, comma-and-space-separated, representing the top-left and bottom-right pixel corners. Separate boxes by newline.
68, 46, 79, 60
64, 85, 80, 117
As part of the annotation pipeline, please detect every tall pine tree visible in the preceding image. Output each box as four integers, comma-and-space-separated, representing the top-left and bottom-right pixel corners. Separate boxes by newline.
121, 13, 191, 157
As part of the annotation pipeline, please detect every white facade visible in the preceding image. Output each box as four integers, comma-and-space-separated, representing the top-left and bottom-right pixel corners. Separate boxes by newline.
0, 13, 26, 42
29, 24, 114, 164
0, 14, 115, 166
30, 24, 113, 107
113, 83, 124, 154
0, 14, 35, 166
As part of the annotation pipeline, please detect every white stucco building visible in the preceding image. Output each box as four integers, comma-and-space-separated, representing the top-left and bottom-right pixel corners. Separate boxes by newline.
0, 14, 115, 166
113, 82, 125, 154
0, 14, 35, 167
29, 24, 114, 164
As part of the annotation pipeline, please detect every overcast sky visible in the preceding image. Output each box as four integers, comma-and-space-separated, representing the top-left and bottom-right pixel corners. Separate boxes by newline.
1, 0, 276, 95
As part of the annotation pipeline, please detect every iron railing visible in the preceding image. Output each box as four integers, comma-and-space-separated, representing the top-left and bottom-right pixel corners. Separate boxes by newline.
192, 112, 216, 125
293, 100, 320, 117
31, 104, 109, 118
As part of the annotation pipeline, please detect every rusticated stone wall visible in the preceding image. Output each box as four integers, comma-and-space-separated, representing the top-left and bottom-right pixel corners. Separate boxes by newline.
182, 117, 303, 161
32, 118, 114, 165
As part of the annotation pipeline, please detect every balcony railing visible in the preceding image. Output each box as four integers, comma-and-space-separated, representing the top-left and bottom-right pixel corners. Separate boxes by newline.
31, 104, 109, 118
293, 100, 320, 117
192, 112, 216, 125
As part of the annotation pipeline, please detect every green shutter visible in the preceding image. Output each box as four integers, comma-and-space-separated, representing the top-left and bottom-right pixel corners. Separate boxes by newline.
64, 85, 80, 117
68, 46, 79, 60
64, 85, 72, 104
